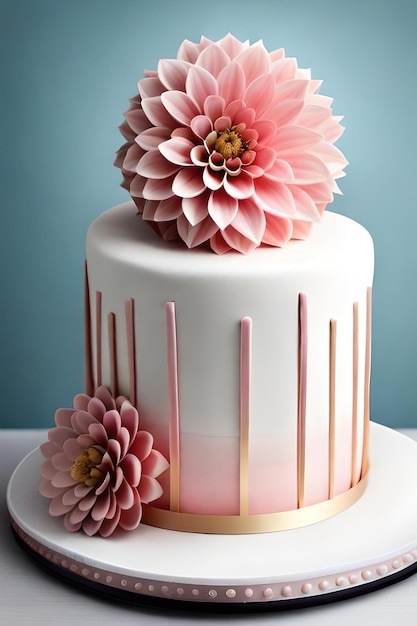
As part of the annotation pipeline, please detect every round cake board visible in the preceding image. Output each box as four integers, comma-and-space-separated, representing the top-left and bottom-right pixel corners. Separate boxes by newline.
7, 423, 417, 612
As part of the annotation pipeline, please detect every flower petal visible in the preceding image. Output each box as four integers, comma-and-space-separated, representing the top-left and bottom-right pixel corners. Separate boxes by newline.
136, 126, 171, 151
263, 213, 293, 247
272, 126, 322, 156
182, 192, 210, 225
51, 451, 73, 471
49, 494, 75, 517
217, 61, 246, 104
119, 491, 142, 531
244, 73, 275, 118
190, 115, 213, 140
230, 197, 266, 244
137, 149, 180, 179
235, 40, 271, 86
161, 90, 200, 126
54, 408, 74, 428
152, 197, 183, 222
115, 477, 135, 510
158, 58, 189, 91
141, 95, 176, 127
143, 175, 177, 201
177, 214, 219, 248
223, 171, 254, 200
120, 453, 142, 487
51, 470, 76, 489
221, 226, 259, 254
91, 490, 110, 520
82, 515, 105, 537
48, 427, 76, 449
159, 137, 194, 166
172, 168, 206, 198
209, 231, 232, 254
124, 108, 151, 135
141, 449, 170, 478
98, 508, 122, 537
40, 441, 59, 460
254, 178, 296, 217
139, 475, 163, 504
186, 65, 218, 109
208, 187, 238, 229
290, 185, 321, 222
203, 95, 225, 122
195, 43, 230, 77
130, 430, 153, 461
287, 153, 331, 184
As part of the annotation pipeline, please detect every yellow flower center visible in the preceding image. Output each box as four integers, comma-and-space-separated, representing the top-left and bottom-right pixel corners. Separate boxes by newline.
71, 447, 104, 487
215, 129, 244, 159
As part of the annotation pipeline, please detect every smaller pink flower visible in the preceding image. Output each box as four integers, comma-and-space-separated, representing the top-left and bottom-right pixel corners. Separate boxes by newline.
39, 387, 169, 537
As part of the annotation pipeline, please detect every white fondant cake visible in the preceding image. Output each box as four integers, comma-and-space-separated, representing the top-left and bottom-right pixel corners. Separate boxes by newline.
85, 200, 373, 533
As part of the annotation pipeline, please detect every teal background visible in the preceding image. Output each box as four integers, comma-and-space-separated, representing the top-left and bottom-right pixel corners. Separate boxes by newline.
1, 0, 417, 428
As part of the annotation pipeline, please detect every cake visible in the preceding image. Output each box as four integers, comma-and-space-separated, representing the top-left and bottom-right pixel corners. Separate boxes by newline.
39, 35, 373, 537
10, 35, 417, 610
83, 202, 373, 534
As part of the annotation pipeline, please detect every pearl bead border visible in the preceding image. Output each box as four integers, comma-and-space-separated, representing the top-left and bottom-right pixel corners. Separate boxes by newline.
10, 517, 417, 605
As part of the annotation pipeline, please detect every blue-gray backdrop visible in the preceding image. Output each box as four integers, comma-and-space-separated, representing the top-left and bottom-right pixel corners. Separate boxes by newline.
1, 0, 416, 428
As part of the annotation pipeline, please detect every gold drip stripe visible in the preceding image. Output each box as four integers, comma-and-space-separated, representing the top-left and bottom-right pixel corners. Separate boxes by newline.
95, 291, 102, 387
142, 473, 368, 534
361, 286, 372, 478
83, 261, 94, 396
108, 312, 118, 398
240, 317, 252, 516
329, 319, 337, 500
124, 299, 137, 407
165, 302, 180, 513
297, 293, 307, 508
351, 302, 359, 487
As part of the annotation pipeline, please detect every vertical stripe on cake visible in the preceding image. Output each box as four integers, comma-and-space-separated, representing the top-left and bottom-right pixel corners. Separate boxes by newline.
84, 261, 94, 396
297, 293, 307, 509
329, 319, 337, 500
361, 286, 372, 478
95, 291, 102, 387
108, 312, 118, 398
124, 299, 137, 407
240, 316, 252, 516
351, 302, 359, 487
166, 302, 180, 513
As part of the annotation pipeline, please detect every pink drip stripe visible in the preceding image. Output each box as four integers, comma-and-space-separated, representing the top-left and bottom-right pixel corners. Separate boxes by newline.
165, 302, 180, 513
351, 302, 359, 487
361, 286, 372, 478
329, 319, 337, 500
95, 292, 102, 387
124, 299, 137, 407
297, 293, 307, 508
240, 316, 252, 516
84, 261, 94, 396
108, 312, 118, 398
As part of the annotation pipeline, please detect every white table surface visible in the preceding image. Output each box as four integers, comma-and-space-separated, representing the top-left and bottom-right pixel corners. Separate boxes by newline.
1, 428, 417, 625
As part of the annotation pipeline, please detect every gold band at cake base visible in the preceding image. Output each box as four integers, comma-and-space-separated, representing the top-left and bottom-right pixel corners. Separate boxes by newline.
142, 471, 368, 535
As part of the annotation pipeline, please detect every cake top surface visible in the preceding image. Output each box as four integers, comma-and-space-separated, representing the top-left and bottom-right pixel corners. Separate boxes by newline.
114, 34, 348, 255
88, 202, 373, 277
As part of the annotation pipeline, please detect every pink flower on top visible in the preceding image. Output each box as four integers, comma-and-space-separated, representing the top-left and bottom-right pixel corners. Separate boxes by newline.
39, 386, 169, 537
115, 34, 348, 254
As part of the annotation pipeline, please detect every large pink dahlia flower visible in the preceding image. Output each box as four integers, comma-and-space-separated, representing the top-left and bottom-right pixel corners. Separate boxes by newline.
39, 386, 169, 537
115, 34, 348, 254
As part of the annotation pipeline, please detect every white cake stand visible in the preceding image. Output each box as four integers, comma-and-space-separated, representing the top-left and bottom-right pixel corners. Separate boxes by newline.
7, 423, 417, 612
